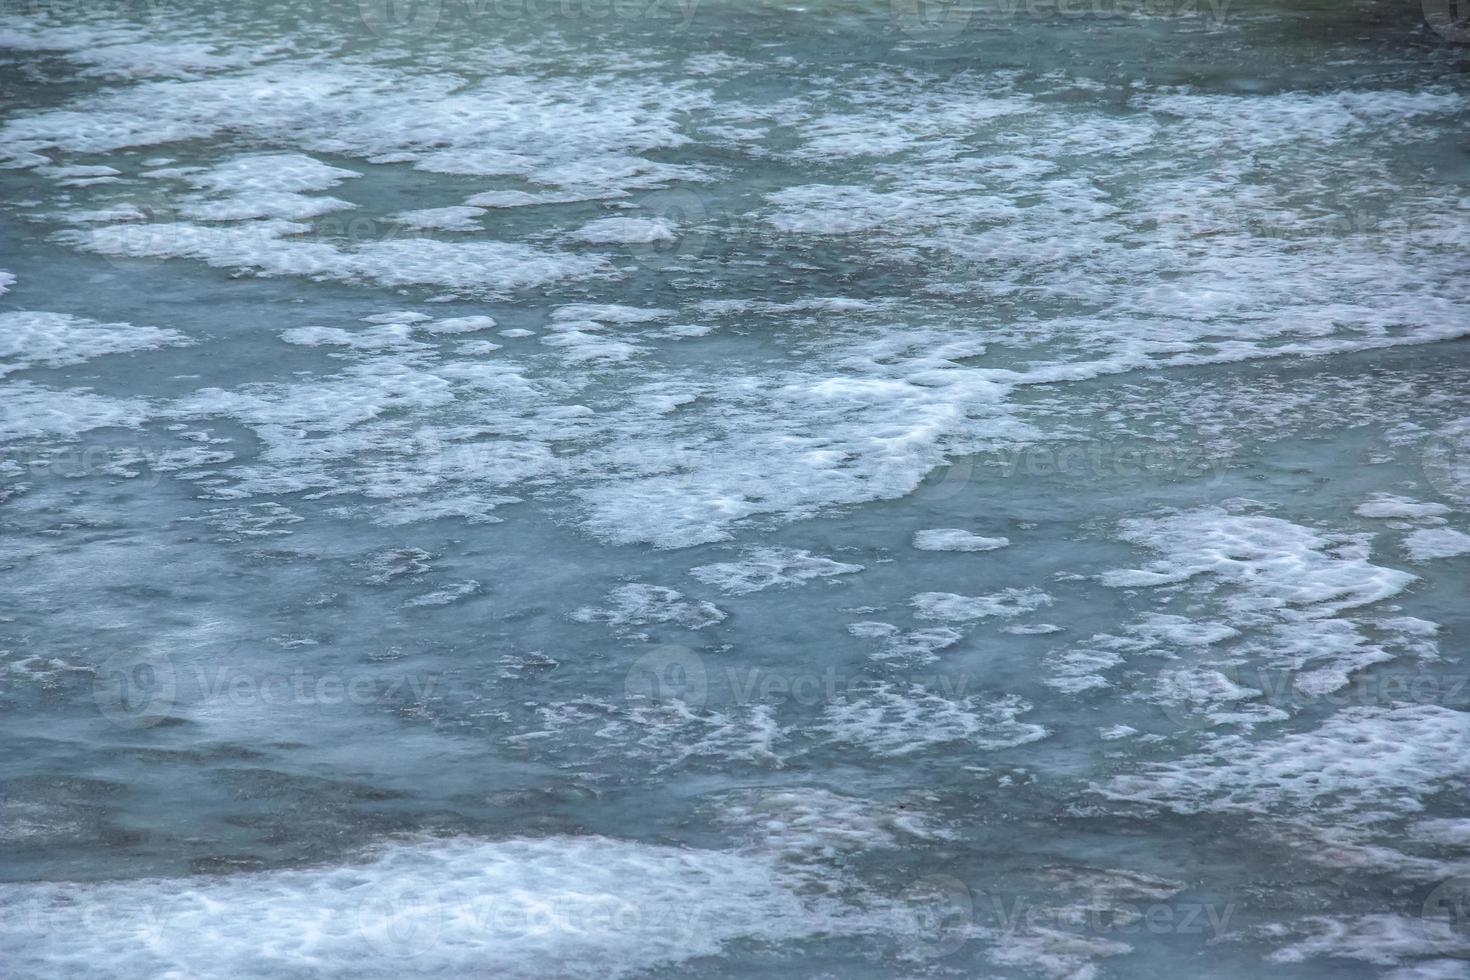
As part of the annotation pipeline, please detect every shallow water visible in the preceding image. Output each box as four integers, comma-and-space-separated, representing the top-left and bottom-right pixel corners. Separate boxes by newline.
1, 0, 1469, 976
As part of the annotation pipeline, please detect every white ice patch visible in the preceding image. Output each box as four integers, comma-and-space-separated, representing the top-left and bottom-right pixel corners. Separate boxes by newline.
688, 547, 863, 594
912, 529, 1010, 552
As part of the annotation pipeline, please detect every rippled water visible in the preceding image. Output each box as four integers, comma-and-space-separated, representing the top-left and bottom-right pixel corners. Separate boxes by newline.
1, 0, 1469, 976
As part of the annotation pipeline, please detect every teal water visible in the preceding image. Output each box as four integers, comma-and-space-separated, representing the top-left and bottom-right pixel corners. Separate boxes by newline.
2, 1, 1469, 976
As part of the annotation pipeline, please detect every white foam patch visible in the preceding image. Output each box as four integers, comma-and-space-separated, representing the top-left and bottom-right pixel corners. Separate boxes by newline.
815, 683, 1048, 756
0, 60, 711, 197
1072, 505, 1426, 701
392, 206, 486, 231
282, 324, 425, 352
1408, 819, 1470, 849
189, 152, 360, 193
850, 622, 965, 666
987, 926, 1132, 979
1102, 704, 1470, 822
130, 152, 363, 221
688, 548, 863, 594
1386, 964, 1470, 980
1139, 89, 1465, 152
713, 787, 951, 864
9, 50, 1467, 554
1405, 527, 1470, 561
766, 182, 1016, 236
573, 215, 679, 245
0, 311, 190, 375
1357, 493, 1453, 520
0, 381, 154, 441
362, 311, 431, 325
0, 270, 13, 295
790, 92, 1033, 162
532, 304, 672, 365
1266, 914, 1470, 970
1004, 623, 1063, 635
513, 698, 784, 771
0, 836, 824, 980
419, 315, 496, 335
550, 304, 668, 324
570, 583, 725, 631
465, 189, 604, 208
538, 325, 642, 364
59, 221, 608, 297
403, 580, 481, 608
0, 21, 279, 80
912, 588, 1052, 622
912, 529, 1009, 552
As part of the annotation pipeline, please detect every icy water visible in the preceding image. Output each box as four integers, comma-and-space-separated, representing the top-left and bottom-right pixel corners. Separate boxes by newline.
1, 0, 1469, 976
